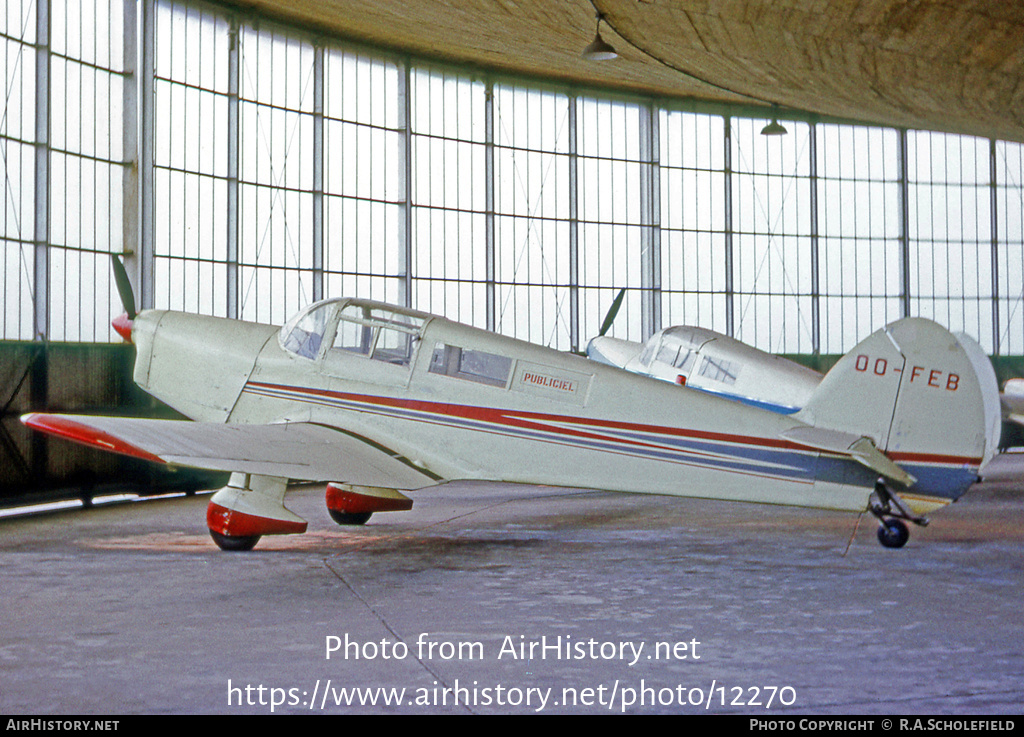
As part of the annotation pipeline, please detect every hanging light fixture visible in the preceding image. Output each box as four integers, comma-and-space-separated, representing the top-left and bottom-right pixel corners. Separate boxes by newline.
582, 13, 617, 61
761, 105, 788, 136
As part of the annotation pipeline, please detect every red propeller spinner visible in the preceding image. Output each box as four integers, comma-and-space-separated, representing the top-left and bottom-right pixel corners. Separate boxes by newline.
112, 312, 133, 342
110, 255, 137, 343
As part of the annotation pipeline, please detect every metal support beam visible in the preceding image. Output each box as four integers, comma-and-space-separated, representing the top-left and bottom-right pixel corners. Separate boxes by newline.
485, 78, 496, 333
809, 123, 820, 355
121, 0, 139, 295
32, 0, 49, 341
312, 43, 324, 303
568, 95, 579, 351
898, 128, 911, 318
723, 116, 735, 337
226, 18, 240, 318
399, 58, 413, 307
28, 0, 49, 490
138, 0, 156, 311
989, 138, 1000, 354
639, 100, 661, 340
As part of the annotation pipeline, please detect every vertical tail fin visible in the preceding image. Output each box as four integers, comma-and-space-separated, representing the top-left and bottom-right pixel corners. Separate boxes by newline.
796, 318, 1000, 502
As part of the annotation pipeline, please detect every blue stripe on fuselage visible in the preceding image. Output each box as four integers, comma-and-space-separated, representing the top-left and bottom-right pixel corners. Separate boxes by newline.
686, 385, 801, 415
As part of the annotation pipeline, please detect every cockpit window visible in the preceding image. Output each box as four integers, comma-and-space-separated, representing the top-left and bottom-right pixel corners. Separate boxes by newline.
371, 328, 417, 366
333, 310, 374, 355
331, 303, 425, 368
653, 338, 695, 373
281, 299, 429, 368
280, 303, 333, 359
638, 342, 657, 368
698, 356, 739, 385
673, 349, 695, 371
656, 343, 680, 367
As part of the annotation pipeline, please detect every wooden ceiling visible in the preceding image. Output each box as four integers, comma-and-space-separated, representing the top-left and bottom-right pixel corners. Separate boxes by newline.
219, 0, 1024, 143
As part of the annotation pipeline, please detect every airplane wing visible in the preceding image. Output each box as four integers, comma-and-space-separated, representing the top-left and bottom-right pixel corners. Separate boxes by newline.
21, 413, 440, 489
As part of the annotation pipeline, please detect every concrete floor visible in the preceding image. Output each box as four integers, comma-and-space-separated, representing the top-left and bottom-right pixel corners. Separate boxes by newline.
1, 474, 1022, 715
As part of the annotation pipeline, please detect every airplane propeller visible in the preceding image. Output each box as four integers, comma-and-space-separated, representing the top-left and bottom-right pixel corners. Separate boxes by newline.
110, 254, 137, 320
110, 254, 137, 342
598, 288, 625, 337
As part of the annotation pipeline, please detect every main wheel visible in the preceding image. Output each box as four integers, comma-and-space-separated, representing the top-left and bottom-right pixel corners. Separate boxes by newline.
328, 510, 372, 526
876, 518, 909, 549
210, 529, 261, 551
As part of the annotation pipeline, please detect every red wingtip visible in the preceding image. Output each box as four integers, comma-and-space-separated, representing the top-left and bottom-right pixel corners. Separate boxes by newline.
21, 413, 165, 464
112, 312, 133, 342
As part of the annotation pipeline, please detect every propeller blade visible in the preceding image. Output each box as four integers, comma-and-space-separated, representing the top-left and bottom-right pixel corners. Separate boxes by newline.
110, 254, 137, 320
599, 288, 625, 337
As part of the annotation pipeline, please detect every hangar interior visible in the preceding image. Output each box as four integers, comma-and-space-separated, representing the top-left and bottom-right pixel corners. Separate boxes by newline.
3, 0, 1024, 500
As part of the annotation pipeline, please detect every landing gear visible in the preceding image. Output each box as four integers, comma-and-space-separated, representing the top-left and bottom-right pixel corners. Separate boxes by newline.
324, 483, 412, 527
209, 530, 261, 552
328, 510, 373, 526
876, 518, 909, 549
206, 473, 308, 552
869, 481, 927, 549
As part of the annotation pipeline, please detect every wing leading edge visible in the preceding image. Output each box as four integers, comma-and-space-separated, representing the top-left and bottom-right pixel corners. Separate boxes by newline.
20, 413, 439, 490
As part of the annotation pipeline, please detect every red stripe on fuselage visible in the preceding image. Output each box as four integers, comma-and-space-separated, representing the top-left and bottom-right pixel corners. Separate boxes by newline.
248, 381, 790, 454
245, 381, 983, 467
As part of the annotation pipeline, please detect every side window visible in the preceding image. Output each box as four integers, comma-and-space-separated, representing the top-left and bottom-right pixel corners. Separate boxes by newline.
638, 342, 656, 368
656, 343, 680, 366
698, 356, 739, 385
329, 304, 424, 368
371, 328, 415, 367
674, 349, 695, 371
333, 318, 374, 355
429, 343, 512, 388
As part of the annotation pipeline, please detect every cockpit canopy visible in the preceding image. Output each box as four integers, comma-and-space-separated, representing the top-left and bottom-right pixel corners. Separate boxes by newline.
279, 298, 429, 366
632, 326, 738, 386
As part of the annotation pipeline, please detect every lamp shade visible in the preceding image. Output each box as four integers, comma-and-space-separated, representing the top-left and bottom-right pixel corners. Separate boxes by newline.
582, 31, 617, 61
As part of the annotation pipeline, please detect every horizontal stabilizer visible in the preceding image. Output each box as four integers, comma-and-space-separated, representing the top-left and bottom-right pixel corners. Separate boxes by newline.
21, 413, 439, 489
781, 426, 916, 487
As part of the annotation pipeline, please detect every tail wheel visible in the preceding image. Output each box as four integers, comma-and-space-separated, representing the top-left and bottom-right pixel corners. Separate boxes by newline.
877, 518, 909, 549
209, 530, 262, 551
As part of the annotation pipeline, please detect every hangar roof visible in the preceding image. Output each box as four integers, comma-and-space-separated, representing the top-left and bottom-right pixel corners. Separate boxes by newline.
218, 0, 1024, 143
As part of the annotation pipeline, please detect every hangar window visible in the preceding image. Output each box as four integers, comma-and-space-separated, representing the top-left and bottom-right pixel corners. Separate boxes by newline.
7, 0, 1024, 363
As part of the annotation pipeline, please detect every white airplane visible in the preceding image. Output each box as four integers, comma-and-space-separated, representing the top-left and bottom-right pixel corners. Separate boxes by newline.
1003, 379, 1024, 426
588, 318, 1024, 432
21, 272, 1002, 552
586, 326, 822, 416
